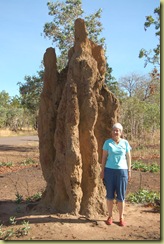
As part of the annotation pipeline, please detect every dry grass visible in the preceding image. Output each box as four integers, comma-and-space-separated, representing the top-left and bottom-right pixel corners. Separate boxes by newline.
130, 130, 160, 164
0, 128, 37, 137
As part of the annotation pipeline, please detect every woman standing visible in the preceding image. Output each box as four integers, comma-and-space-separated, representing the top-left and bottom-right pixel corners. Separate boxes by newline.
100, 123, 132, 226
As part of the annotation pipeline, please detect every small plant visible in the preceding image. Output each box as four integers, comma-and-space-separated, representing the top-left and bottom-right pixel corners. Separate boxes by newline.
21, 158, 36, 166
0, 218, 31, 240
132, 161, 160, 172
0, 224, 4, 237
0, 162, 13, 167
149, 163, 160, 172
9, 216, 17, 225
135, 145, 146, 150
3, 228, 15, 240
15, 192, 23, 204
15, 220, 31, 237
20, 220, 31, 235
127, 189, 160, 204
26, 192, 42, 203
15, 189, 43, 205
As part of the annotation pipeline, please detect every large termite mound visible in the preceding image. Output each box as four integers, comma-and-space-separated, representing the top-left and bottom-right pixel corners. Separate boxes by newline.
38, 18, 119, 217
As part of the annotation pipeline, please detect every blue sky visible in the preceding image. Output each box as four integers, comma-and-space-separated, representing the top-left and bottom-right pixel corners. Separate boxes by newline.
0, 0, 159, 97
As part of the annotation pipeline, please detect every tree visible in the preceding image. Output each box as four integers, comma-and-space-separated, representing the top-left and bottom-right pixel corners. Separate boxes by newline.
18, 71, 44, 113
120, 96, 160, 140
6, 108, 24, 132
139, 68, 160, 108
118, 70, 160, 101
139, 7, 160, 67
18, 70, 44, 129
105, 64, 126, 101
0, 91, 10, 128
118, 73, 147, 98
0, 91, 29, 130
19, 1, 114, 120
119, 71, 160, 140
10, 95, 22, 108
0, 91, 10, 108
43, 0, 105, 71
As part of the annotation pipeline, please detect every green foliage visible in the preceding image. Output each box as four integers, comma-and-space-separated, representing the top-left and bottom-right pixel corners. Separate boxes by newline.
6, 108, 25, 131
15, 192, 23, 204
9, 216, 17, 225
0, 6, 160, 141
132, 161, 160, 172
0, 91, 10, 128
2, 228, 15, 240
0, 162, 13, 167
20, 158, 37, 166
15, 190, 42, 204
0, 160, 38, 172
0, 224, 4, 237
120, 97, 160, 139
119, 70, 160, 139
10, 96, 22, 108
0, 107, 7, 128
127, 189, 160, 204
16, 1, 115, 123
0, 90, 10, 107
19, 220, 30, 236
43, 0, 106, 71
85, 8, 105, 45
0, 91, 35, 130
0, 218, 30, 240
143, 102, 160, 129
139, 6, 160, 67
26, 192, 42, 203
17, 71, 44, 129
105, 63, 125, 99
18, 71, 44, 114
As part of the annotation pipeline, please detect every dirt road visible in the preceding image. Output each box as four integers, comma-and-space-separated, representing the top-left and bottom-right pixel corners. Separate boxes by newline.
0, 135, 38, 146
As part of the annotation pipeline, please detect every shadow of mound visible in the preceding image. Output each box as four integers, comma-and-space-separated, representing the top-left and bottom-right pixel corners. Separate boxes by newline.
0, 145, 37, 152
0, 200, 101, 227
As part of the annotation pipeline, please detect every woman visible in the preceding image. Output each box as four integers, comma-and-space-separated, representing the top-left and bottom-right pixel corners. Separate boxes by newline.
100, 123, 132, 226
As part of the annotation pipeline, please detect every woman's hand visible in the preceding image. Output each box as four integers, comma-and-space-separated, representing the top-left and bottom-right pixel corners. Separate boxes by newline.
101, 150, 108, 180
128, 171, 131, 182
100, 170, 104, 179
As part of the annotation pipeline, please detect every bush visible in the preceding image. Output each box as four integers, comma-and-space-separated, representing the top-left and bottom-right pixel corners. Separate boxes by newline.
127, 189, 160, 204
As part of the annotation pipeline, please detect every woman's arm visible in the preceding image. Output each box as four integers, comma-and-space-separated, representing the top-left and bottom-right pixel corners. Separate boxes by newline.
126, 151, 131, 171
126, 151, 132, 181
100, 150, 108, 179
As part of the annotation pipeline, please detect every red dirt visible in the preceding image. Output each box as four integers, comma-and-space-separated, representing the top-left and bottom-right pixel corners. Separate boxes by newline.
0, 136, 160, 240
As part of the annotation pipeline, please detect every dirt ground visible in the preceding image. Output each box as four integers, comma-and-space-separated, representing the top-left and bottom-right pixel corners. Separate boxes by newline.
0, 136, 161, 241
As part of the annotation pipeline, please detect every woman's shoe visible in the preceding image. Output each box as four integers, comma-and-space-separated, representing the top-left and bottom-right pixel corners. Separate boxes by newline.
106, 216, 113, 225
119, 218, 126, 226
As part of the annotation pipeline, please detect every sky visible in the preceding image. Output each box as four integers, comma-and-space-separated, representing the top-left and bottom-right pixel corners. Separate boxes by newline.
0, 0, 160, 97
